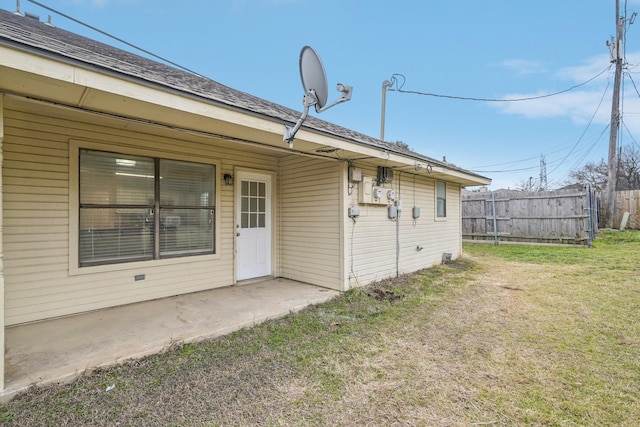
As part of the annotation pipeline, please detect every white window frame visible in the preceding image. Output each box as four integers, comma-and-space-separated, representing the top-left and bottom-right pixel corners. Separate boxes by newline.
435, 180, 447, 220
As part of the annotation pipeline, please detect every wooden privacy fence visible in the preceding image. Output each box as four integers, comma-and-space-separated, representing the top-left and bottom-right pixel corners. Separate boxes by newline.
611, 189, 640, 229
462, 187, 598, 245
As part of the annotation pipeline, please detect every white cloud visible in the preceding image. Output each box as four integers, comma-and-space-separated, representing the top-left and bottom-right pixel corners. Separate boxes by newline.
492, 53, 620, 125
501, 59, 547, 75
68, 0, 109, 7
231, 0, 299, 7
69, 0, 143, 8
555, 53, 613, 82
493, 50, 640, 138
495, 90, 611, 124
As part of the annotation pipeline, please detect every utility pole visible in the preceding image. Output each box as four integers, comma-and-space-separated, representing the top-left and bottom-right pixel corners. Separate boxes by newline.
604, 0, 624, 229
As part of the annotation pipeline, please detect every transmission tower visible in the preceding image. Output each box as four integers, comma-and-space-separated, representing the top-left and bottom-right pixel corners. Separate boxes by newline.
539, 154, 548, 191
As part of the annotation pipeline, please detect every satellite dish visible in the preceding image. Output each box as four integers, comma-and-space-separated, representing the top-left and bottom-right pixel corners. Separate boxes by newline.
284, 46, 353, 146
300, 46, 328, 112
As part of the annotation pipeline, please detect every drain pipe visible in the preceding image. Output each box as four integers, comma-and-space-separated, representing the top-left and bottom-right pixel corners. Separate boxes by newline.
396, 172, 401, 277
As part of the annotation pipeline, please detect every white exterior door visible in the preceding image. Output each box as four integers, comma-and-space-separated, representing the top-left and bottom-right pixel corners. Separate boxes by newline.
236, 171, 272, 281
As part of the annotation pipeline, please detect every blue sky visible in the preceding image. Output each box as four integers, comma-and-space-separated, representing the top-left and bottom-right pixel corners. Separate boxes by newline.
11, 0, 640, 189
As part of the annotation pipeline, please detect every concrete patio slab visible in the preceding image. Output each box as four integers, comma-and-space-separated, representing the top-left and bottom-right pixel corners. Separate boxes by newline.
2, 278, 339, 400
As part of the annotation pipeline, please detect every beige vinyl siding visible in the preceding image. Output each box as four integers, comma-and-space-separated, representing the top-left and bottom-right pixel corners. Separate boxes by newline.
279, 156, 342, 290
2, 96, 278, 325
347, 167, 463, 288
400, 181, 462, 273
346, 166, 397, 286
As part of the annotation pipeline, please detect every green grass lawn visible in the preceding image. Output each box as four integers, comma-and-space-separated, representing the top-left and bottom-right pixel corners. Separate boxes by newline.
1, 230, 639, 426
463, 230, 640, 425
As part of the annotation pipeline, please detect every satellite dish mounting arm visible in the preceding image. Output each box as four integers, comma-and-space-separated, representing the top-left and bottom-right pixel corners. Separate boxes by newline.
284, 83, 353, 147
284, 89, 317, 147
316, 83, 353, 112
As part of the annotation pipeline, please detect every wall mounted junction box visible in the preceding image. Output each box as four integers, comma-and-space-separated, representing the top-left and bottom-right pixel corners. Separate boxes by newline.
349, 166, 362, 182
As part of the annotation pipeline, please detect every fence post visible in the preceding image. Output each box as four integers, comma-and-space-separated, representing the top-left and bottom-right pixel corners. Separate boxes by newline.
492, 191, 498, 245
585, 185, 594, 248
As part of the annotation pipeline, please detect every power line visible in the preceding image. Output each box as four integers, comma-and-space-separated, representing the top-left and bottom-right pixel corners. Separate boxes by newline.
469, 76, 611, 176
27, 0, 204, 77
469, 165, 543, 174
547, 76, 611, 176
622, 120, 640, 149
627, 71, 640, 99
468, 153, 547, 169
26, 0, 631, 190
386, 66, 612, 102
385, 65, 615, 180
467, 135, 608, 170
471, 141, 596, 176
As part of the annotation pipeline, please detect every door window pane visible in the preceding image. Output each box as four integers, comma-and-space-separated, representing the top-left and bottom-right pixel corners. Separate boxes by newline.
240, 179, 267, 229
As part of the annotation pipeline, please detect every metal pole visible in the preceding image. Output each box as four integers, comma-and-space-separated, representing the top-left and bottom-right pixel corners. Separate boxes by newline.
605, 0, 623, 228
380, 80, 392, 141
396, 173, 401, 277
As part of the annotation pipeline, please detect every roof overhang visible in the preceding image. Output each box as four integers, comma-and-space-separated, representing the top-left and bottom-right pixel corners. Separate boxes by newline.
0, 42, 491, 187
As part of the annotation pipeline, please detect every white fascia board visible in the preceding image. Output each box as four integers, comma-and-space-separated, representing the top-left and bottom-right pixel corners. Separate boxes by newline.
0, 45, 76, 83
0, 45, 284, 136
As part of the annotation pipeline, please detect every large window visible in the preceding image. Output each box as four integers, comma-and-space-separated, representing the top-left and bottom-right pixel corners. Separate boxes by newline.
436, 180, 447, 218
79, 149, 215, 266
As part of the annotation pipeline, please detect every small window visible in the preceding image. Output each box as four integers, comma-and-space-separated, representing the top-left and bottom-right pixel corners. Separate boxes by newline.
240, 180, 267, 229
79, 150, 215, 266
436, 181, 447, 218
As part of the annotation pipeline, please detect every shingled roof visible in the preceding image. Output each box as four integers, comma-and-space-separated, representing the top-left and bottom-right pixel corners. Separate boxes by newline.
0, 8, 486, 180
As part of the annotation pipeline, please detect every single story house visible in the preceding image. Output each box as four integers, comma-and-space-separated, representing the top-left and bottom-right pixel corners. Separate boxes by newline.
0, 8, 490, 393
